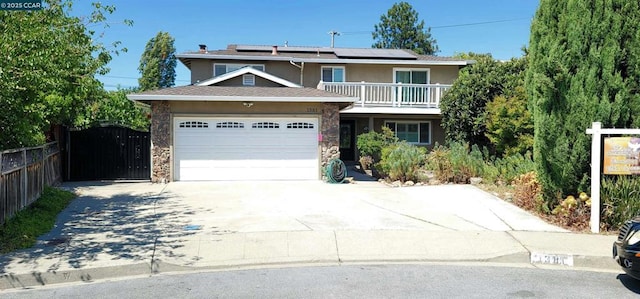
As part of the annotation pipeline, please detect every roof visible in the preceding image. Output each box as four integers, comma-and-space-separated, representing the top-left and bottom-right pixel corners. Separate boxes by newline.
127, 86, 357, 103
178, 44, 472, 69
196, 66, 300, 87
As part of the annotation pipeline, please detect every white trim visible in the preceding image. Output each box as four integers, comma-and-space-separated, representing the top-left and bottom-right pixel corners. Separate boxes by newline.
393, 67, 431, 84
128, 94, 357, 102
321, 65, 346, 82
384, 120, 432, 145
197, 66, 301, 87
340, 107, 441, 115
177, 53, 471, 66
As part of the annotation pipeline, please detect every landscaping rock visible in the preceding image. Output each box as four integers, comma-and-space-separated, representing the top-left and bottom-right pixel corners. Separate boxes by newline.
470, 177, 483, 185
404, 180, 415, 186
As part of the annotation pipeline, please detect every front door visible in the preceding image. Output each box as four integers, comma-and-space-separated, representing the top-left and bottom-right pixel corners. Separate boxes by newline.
339, 120, 356, 161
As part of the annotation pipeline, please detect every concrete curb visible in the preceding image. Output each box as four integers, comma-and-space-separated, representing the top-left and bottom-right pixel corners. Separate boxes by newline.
0, 253, 619, 290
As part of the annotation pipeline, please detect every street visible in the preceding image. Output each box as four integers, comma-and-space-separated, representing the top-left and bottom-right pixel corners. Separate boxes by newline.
3, 264, 638, 298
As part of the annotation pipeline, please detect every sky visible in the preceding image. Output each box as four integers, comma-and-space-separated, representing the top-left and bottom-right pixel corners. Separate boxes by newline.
70, 0, 540, 90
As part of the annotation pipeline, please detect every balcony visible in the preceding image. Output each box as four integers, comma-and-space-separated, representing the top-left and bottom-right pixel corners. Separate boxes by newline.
318, 81, 451, 109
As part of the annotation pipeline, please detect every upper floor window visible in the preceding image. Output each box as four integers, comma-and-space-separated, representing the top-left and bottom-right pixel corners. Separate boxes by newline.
394, 68, 430, 84
321, 66, 345, 82
214, 64, 265, 77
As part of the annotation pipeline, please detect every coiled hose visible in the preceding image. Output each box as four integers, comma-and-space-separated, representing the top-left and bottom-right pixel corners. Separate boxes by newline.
325, 158, 347, 183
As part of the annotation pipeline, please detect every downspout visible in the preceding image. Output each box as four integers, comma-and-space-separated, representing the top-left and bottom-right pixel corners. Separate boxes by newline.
290, 60, 304, 86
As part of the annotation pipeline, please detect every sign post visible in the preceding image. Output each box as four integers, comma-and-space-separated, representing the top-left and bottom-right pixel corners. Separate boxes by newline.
587, 122, 602, 233
586, 122, 640, 233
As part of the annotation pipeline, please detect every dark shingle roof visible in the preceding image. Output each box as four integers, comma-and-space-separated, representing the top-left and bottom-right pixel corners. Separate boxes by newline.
128, 86, 355, 102
177, 44, 470, 67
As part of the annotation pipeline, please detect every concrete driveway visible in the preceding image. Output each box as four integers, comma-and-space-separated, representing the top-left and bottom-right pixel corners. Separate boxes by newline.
162, 181, 565, 233
1, 180, 583, 289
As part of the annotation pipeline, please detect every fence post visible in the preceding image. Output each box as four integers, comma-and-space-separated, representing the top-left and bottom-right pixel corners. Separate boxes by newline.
41, 145, 46, 192
588, 122, 602, 233
21, 148, 27, 210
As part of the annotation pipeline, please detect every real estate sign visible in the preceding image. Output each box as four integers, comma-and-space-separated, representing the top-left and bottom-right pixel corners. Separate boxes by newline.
603, 137, 640, 175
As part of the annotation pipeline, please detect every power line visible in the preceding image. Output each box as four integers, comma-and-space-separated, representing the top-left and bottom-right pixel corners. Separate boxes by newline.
431, 17, 530, 29
340, 17, 531, 36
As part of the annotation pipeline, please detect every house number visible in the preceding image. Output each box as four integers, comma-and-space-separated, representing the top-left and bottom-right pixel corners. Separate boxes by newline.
306, 108, 318, 113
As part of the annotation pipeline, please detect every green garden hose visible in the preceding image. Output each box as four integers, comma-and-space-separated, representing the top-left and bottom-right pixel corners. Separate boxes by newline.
325, 158, 347, 183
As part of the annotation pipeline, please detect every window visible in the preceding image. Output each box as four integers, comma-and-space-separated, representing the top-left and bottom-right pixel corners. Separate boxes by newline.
287, 122, 314, 129
394, 68, 430, 84
385, 121, 431, 144
179, 121, 209, 128
252, 122, 279, 129
214, 64, 265, 77
216, 122, 244, 128
321, 66, 345, 82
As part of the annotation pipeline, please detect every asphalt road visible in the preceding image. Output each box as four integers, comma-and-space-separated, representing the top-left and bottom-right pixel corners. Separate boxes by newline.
3, 264, 639, 298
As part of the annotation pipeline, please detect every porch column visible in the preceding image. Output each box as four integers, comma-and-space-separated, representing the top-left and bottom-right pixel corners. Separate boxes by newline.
151, 101, 171, 183
368, 117, 374, 132
321, 103, 340, 178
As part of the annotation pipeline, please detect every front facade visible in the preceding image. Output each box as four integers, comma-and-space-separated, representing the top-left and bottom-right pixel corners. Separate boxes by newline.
130, 44, 470, 182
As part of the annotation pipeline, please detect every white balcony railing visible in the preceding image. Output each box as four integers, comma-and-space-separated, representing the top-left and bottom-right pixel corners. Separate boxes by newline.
318, 81, 451, 108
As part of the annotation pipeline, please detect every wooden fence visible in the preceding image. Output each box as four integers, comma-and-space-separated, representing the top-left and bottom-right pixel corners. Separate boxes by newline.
0, 142, 61, 225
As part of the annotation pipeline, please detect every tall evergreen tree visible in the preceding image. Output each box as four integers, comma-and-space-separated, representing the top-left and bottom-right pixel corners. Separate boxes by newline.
372, 2, 438, 55
138, 31, 176, 91
526, 0, 640, 201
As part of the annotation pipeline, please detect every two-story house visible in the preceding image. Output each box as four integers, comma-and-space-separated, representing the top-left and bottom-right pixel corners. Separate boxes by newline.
128, 44, 470, 182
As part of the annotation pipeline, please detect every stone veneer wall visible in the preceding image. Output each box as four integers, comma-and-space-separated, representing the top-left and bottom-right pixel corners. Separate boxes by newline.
151, 101, 170, 183
321, 103, 340, 178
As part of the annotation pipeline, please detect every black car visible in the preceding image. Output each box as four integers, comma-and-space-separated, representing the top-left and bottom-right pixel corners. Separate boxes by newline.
613, 216, 640, 279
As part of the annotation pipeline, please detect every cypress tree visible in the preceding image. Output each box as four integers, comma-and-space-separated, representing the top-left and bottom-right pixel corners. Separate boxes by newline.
526, 0, 640, 202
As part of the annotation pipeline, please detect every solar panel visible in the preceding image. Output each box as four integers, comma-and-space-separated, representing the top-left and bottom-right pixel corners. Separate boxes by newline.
234, 45, 417, 59
334, 48, 417, 59
236, 45, 334, 53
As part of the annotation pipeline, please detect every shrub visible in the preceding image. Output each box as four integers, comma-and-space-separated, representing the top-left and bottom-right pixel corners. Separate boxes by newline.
485, 86, 533, 157
512, 171, 546, 213
552, 193, 591, 231
491, 151, 536, 185
601, 176, 640, 230
356, 126, 397, 162
426, 141, 486, 183
425, 143, 453, 182
378, 142, 426, 182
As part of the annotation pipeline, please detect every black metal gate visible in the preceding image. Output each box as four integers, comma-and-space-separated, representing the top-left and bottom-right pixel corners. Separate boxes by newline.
67, 126, 150, 181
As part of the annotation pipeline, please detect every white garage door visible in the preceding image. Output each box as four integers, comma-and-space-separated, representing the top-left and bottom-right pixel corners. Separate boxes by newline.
174, 117, 319, 181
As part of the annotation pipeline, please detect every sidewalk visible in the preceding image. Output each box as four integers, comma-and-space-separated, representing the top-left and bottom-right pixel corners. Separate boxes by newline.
0, 228, 618, 290
0, 181, 621, 290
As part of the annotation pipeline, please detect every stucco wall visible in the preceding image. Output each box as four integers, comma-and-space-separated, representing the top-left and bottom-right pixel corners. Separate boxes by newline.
170, 101, 322, 114
213, 76, 288, 87
187, 59, 461, 87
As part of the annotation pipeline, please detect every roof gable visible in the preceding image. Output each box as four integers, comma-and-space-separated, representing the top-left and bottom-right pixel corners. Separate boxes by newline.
196, 66, 301, 88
